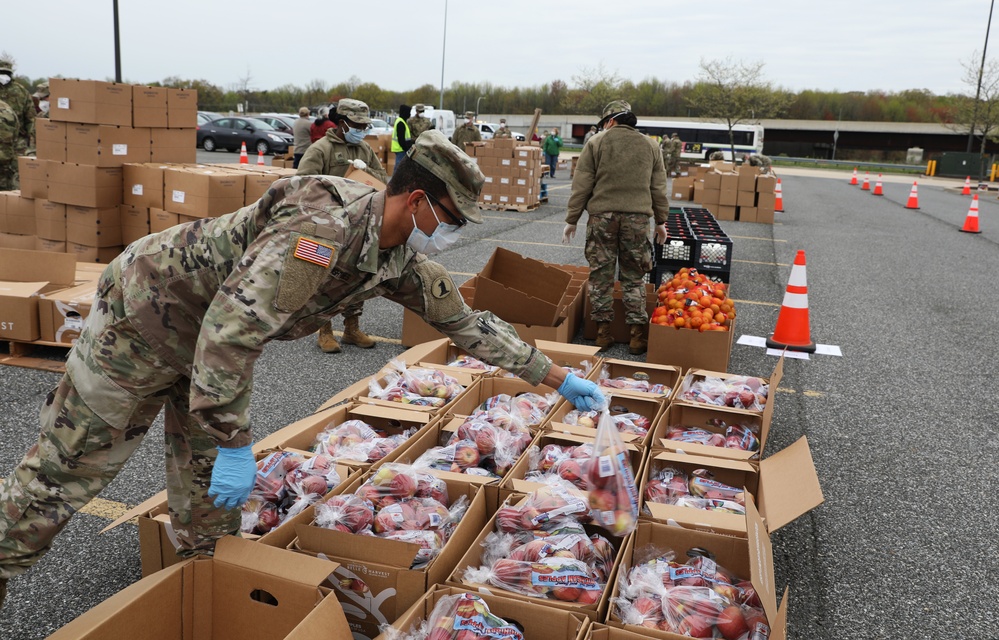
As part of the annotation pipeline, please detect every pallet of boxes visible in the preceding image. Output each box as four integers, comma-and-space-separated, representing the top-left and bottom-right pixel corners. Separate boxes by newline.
674, 161, 777, 223
464, 138, 543, 211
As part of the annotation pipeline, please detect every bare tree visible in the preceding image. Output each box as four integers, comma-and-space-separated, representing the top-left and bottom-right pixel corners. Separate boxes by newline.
950, 51, 999, 177
566, 63, 622, 114
686, 57, 792, 159
229, 66, 254, 113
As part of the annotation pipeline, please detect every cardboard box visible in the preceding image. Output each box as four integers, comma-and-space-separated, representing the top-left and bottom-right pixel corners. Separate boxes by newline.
716, 205, 737, 221
547, 391, 662, 446
5, 194, 36, 235
640, 437, 822, 537
150, 128, 197, 163
49, 78, 133, 126
376, 585, 589, 640
737, 190, 756, 207
149, 208, 179, 233
0, 248, 77, 341
596, 358, 681, 402
47, 536, 352, 640
583, 282, 658, 344
164, 167, 245, 217
68, 242, 123, 264
606, 515, 789, 640
389, 337, 503, 379
699, 187, 720, 206
352, 366, 475, 417
756, 175, 776, 194
34, 199, 67, 241
123, 162, 167, 209
0, 191, 6, 233
48, 163, 123, 208
120, 203, 150, 244
66, 124, 152, 166
0, 233, 37, 250
737, 164, 760, 190
444, 376, 561, 430
39, 279, 99, 344
671, 176, 694, 201
646, 318, 735, 373
472, 247, 572, 327
35, 238, 66, 253
291, 473, 489, 631
344, 166, 387, 191
17, 157, 48, 199
66, 204, 123, 247
35, 118, 67, 162
708, 160, 736, 173
740, 206, 759, 223
132, 85, 168, 127
167, 88, 198, 128
719, 188, 738, 206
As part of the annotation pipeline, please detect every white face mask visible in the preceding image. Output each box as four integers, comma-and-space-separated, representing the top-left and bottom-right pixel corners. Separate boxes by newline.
406, 195, 462, 256
0, 74, 11, 86
38, 100, 49, 111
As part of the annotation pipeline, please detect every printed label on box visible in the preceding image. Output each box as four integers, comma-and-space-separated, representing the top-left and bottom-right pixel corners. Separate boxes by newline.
112, 144, 128, 156
172, 190, 185, 203
132, 184, 144, 195
65, 316, 84, 331
500, 159, 512, 166
517, 160, 528, 167
57, 97, 70, 109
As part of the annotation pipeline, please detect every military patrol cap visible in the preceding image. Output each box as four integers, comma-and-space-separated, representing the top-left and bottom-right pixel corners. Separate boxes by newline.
463, 111, 475, 119
336, 98, 372, 125
407, 129, 485, 223
598, 99, 632, 127
0, 57, 12, 73
33, 81, 50, 99
414, 104, 425, 113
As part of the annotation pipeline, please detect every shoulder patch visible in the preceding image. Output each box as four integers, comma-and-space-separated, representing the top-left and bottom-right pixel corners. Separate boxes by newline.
413, 259, 464, 322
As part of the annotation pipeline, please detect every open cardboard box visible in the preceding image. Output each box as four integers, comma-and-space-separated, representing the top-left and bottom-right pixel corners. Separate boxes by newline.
444, 376, 563, 430
376, 585, 590, 640
588, 622, 668, 640
344, 166, 387, 191
47, 536, 351, 640
0, 247, 78, 341
254, 401, 436, 471
547, 391, 664, 447
392, 337, 502, 379
447, 489, 628, 622
39, 279, 100, 344
290, 470, 490, 636
352, 364, 477, 416
597, 358, 682, 403
605, 508, 789, 640
646, 318, 736, 374
583, 282, 658, 344
639, 437, 823, 537
473, 247, 572, 327
491, 339, 603, 380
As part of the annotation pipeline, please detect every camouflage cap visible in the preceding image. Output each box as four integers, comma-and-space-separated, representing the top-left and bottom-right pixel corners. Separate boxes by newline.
0, 58, 12, 73
33, 81, 50, 99
463, 111, 475, 119
336, 98, 372, 125
601, 99, 631, 119
407, 130, 484, 223
414, 104, 425, 113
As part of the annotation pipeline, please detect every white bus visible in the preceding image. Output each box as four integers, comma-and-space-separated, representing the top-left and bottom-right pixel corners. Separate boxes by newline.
634, 120, 765, 161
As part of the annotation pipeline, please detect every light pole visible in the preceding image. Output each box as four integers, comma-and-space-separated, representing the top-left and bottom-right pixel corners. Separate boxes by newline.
438, 0, 448, 110
113, 0, 122, 82
967, 0, 995, 161
475, 96, 485, 119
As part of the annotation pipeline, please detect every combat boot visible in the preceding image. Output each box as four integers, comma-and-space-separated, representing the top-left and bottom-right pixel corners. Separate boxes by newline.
595, 322, 614, 351
628, 324, 648, 355
341, 316, 376, 349
0, 577, 7, 610
317, 323, 342, 354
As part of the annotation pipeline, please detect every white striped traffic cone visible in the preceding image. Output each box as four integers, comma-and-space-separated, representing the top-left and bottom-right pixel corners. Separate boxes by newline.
962, 176, 971, 196
905, 181, 919, 209
872, 174, 884, 196
239, 142, 249, 164
961, 194, 982, 233
850, 168, 858, 185
257, 149, 265, 165
766, 250, 816, 353
775, 178, 785, 212
861, 172, 870, 191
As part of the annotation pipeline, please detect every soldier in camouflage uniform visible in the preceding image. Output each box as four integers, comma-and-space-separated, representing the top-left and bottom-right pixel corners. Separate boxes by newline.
0, 130, 605, 608
666, 133, 682, 176
744, 153, 773, 174
33, 81, 50, 119
296, 98, 387, 354
0, 55, 35, 189
0, 99, 18, 191
450, 111, 481, 148
407, 104, 431, 139
563, 100, 670, 355
493, 118, 512, 139
709, 150, 725, 161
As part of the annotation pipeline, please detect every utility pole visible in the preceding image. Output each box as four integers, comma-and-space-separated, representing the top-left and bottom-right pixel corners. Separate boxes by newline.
113, 0, 122, 82
967, 0, 996, 159
438, 0, 448, 110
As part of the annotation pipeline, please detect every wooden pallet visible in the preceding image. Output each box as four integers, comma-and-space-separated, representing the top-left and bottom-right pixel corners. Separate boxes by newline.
480, 202, 541, 213
0, 339, 70, 374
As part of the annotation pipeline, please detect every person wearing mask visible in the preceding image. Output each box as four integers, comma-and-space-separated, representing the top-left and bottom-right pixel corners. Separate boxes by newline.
450, 111, 481, 148
542, 127, 563, 178
493, 118, 512, 139
392, 104, 414, 166
0, 56, 33, 189
292, 107, 313, 169
32, 81, 50, 119
407, 104, 431, 139
310, 107, 336, 143
0, 99, 18, 191
297, 99, 387, 353
583, 125, 597, 145
563, 100, 670, 355
0, 130, 606, 609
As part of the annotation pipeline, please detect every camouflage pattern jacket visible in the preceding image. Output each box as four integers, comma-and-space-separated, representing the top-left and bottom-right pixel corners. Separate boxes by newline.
493, 127, 512, 139
450, 123, 481, 148
296, 128, 388, 182
99, 176, 551, 447
0, 99, 18, 163
0, 82, 34, 152
407, 115, 431, 138
566, 125, 670, 225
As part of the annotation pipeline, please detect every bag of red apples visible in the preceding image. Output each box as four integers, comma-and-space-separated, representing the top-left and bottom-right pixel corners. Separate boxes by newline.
241, 451, 342, 535
586, 408, 640, 536
614, 546, 770, 639
379, 592, 525, 640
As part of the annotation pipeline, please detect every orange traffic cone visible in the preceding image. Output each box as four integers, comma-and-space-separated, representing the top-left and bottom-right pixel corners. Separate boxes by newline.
905, 181, 919, 209
257, 149, 265, 165
861, 172, 870, 191
766, 250, 816, 353
850, 168, 858, 185
962, 176, 971, 196
239, 142, 249, 164
872, 174, 884, 196
961, 194, 982, 233
774, 178, 785, 212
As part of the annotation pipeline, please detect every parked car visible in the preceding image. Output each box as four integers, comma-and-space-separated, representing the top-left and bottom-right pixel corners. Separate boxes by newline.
197, 110, 223, 127
254, 114, 296, 134
477, 122, 526, 141
197, 116, 294, 155
368, 118, 393, 136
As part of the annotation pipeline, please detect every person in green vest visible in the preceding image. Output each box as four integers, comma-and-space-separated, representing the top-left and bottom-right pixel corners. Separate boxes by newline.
392, 104, 414, 166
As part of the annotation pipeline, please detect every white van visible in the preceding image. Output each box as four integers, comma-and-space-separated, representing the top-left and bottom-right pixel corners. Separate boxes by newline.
419, 107, 456, 139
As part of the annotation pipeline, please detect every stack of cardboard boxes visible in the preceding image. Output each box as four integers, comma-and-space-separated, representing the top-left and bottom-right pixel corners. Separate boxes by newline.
672, 162, 777, 223
463, 139, 543, 210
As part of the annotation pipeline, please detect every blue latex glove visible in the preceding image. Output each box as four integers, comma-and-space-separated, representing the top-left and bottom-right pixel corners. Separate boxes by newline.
208, 445, 257, 509
558, 373, 606, 412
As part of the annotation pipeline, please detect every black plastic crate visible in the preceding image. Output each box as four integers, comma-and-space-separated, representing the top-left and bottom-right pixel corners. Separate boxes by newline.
695, 235, 734, 272
655, 236, 696, 265
646, 264, 730, 286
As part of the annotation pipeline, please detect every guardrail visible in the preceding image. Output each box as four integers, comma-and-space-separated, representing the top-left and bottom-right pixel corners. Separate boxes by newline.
772, 157, 926, 172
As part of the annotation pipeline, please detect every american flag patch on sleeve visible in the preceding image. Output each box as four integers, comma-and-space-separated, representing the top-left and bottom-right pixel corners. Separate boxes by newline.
293, 237, 335, 268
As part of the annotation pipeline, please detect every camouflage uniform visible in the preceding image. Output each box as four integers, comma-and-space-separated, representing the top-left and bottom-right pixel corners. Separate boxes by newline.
567, 100, 668, 327
407, 105, 431, 139
747, 153, 773, 174
451, 112, 481, 148
33, 81, 50, 120
0, 166, 554, 579
667, 134, 682, 175
493, 121, 512, 139
0, 99, 18, 190
709, 151, 725, 161
0, 60, 35, 156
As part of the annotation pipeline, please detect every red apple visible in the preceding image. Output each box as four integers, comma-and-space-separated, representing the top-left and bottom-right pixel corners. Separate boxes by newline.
716, 605, 749, 640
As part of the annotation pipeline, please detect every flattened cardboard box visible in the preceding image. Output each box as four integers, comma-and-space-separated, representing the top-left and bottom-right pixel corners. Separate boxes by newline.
47, 536, 352, 640
0, 248, 77, 341
49, 78, 133, 127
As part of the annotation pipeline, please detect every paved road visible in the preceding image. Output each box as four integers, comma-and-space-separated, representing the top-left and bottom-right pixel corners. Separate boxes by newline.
1, 166, 994, 638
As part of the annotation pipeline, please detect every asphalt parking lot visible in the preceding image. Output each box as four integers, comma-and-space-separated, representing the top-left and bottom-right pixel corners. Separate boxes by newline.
1, 162, 996, 639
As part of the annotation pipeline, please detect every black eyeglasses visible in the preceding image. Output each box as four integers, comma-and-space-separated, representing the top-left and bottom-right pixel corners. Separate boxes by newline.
425, 192, 467, 227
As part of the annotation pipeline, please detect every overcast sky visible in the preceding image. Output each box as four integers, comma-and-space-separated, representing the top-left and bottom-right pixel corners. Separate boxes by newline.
3, 0, 993, 98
